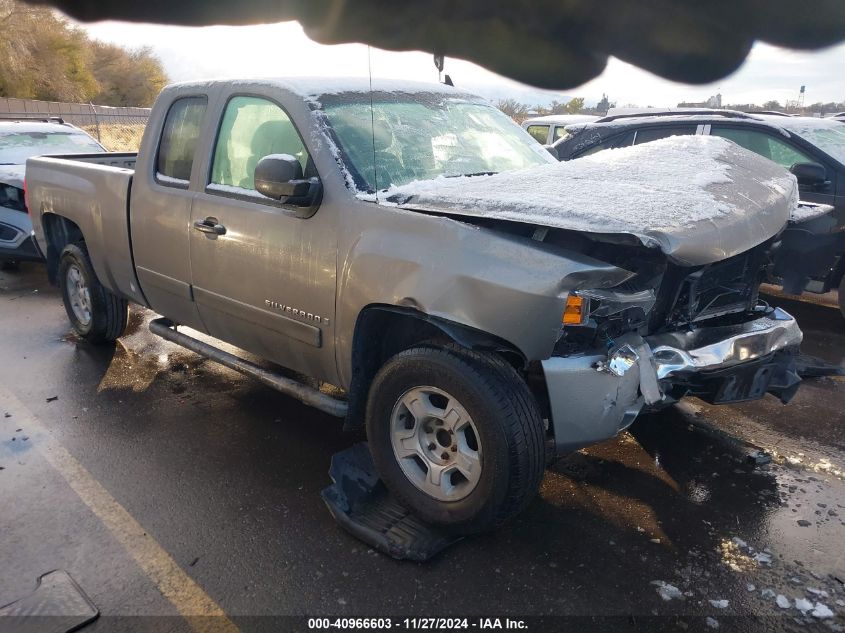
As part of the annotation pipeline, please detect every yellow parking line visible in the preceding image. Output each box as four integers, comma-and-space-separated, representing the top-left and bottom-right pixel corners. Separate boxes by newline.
0, 386, 241, 633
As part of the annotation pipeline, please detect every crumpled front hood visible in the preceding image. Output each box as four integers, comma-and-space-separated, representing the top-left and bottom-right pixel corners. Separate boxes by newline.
0, 164, 25, 189
382, 136, 798, 266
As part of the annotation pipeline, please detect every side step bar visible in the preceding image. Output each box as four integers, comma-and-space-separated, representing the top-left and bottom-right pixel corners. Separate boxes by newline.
149, 317, 348, 418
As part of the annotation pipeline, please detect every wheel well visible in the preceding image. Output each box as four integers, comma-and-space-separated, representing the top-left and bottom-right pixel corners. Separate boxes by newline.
42, 214, 84, 285
344, 305, 526, 431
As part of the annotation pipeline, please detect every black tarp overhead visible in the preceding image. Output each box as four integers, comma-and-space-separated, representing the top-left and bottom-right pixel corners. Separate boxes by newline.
27, 0, 845, 89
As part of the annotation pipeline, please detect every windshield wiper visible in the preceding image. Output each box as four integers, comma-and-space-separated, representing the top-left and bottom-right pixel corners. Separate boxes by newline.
445, 171, 498, 178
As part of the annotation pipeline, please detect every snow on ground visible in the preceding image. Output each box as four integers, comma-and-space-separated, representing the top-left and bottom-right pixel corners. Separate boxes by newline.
374, 136, 797, 248
650, 580, 684, 601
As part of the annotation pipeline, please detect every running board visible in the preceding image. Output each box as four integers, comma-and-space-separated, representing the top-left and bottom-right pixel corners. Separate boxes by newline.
149, 317, 348, 418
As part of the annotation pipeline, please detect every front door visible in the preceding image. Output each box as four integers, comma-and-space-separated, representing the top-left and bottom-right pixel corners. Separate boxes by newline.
189, 94, 337, 381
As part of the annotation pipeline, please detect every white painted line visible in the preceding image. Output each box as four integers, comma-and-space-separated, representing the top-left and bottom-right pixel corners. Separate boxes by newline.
0, 386, 241, 633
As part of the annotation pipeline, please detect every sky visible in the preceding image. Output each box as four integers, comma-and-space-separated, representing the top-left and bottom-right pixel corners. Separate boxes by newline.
81, 20, 845, 108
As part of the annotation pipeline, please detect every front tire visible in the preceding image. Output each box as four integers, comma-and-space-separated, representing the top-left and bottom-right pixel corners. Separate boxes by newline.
839, 276, 845, 319
366, 346, 545, 533
59, 243, 128, 344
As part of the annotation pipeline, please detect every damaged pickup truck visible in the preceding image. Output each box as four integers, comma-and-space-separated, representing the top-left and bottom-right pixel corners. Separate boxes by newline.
26, 79, 803, 533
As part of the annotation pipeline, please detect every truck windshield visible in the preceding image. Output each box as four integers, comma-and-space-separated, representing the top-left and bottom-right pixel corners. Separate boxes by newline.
320, 94, 555, 192
0, 130, 104, 165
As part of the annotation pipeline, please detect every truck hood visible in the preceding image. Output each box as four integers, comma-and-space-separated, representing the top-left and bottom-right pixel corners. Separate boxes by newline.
379, 136, 798, 266
0, 164, 25, 189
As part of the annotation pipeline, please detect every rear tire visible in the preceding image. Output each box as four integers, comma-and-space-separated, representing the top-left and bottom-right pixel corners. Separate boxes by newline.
59, 243, 128, 344
366, 345, 545, 533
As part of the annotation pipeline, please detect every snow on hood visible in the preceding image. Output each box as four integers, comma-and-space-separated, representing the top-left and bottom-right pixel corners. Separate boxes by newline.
378, 136, 798, 265
0, 164, 25, 189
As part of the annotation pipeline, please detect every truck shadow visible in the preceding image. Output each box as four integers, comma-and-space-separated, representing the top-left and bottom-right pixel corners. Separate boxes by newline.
468, 404, 784, 575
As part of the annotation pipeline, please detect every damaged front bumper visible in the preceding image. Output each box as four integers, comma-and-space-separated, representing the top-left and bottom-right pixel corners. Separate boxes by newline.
542, 307, 803, 453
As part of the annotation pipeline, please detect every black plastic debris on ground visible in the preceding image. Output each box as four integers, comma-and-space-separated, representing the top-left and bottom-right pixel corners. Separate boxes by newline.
321, 443, 462, 561
0, 570, 98, 633
795, 354, 845, 378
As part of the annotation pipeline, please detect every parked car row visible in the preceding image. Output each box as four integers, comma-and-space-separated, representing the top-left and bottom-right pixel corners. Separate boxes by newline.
542, 109, 845, 316
0, 119, 105, 268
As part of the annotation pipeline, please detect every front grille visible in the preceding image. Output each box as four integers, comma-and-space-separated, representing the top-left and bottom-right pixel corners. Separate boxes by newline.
651, 242, 770, 331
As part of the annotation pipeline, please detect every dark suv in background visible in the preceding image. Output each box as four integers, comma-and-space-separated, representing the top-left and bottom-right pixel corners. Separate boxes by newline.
552, 110, 845, 316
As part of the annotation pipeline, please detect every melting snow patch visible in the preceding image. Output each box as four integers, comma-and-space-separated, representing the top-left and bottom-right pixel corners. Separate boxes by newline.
709, 599, 729, 609
807, 587, 830, 598
705, 617, 720, 629
776, 595, 791, 609
754, 552, 774, 566
746, 584, 756, 592
795, 598, 814, 612
811, 603, 834, 619
650, 581, 683, 601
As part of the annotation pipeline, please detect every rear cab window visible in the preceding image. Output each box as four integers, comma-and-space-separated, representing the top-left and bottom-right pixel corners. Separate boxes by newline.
156, 96, 208, 187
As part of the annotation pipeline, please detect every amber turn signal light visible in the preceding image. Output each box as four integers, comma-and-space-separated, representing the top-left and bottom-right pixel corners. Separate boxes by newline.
562, 295, 586, 325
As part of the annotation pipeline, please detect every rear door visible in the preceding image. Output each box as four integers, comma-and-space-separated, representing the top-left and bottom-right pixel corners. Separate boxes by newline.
188, 91, 338, 380
129, 92, 210, 329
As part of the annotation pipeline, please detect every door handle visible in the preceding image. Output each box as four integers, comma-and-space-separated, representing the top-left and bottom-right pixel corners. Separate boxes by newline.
193, 218, 226, 236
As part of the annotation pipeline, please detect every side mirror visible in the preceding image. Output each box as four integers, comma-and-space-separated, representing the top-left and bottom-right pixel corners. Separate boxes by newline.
790, 162, 828, 187
544, 144, 559, 160
255, 154, 311, 200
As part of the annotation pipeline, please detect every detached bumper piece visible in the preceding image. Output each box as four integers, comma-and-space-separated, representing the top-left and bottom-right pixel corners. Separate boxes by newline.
321, 443, 461, 561
0, 570, 98, 633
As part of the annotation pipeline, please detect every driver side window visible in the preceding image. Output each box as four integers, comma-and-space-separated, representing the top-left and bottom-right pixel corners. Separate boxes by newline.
210, 96, 309, 191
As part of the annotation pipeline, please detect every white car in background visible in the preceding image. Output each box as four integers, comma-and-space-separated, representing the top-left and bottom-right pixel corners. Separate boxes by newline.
0, 119, 105, 269
521, 114, 599, 144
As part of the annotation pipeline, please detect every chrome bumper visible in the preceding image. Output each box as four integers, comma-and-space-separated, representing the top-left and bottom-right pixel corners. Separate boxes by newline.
542, 308, 803, 454
646, 307, 802, 380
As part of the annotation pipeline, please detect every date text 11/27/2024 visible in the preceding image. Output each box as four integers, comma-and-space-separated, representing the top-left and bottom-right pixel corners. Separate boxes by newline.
307, 618, 528, 630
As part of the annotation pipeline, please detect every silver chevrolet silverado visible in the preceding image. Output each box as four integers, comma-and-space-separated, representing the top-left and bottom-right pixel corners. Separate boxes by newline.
26, 78, 804, 533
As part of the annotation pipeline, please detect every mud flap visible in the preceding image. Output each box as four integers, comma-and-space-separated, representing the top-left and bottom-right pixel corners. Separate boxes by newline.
321, 443, 462, 561
0, 570, 98, 633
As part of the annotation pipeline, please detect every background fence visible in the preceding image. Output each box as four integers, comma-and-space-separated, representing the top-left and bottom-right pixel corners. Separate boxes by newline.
0, 97, 150, 152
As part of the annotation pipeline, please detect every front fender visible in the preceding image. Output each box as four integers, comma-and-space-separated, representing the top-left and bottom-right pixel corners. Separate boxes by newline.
334, 205, 632, 387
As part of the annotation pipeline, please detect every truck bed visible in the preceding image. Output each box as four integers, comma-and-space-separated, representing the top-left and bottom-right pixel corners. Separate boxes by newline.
26, 152, 146, 305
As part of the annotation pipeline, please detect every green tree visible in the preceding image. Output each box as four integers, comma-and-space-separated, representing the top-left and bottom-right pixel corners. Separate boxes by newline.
91, 42, 167, 106
495, 98, 530, 119
0, 0, 167, 105
564, 97, 585, 114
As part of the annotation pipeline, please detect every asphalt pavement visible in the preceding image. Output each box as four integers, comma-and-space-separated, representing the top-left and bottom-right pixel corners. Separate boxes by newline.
1, 264, 844, 633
